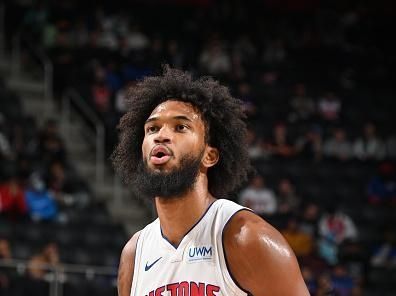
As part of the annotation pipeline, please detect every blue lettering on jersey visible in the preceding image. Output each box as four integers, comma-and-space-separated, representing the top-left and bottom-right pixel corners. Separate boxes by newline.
187, 246, 213, 262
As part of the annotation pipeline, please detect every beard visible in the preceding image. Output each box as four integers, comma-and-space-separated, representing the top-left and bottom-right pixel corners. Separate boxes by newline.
131, 151, 203, 199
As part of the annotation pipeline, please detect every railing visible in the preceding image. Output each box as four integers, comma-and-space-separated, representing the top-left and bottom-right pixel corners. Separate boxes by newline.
10, 30, 53, 114
11, 29, 105, 194
62, 89, 105, 191
0, 259, 117, 296
7, 23, 146, 219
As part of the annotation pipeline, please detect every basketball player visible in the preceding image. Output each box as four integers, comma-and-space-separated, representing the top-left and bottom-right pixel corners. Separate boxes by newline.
112, 67, 309, 295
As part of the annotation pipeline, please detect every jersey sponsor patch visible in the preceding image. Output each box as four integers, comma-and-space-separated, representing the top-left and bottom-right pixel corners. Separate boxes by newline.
187, 245, 213, 263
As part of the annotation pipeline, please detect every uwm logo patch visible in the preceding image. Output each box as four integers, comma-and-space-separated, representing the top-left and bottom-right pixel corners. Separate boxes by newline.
187, 245, 213, 263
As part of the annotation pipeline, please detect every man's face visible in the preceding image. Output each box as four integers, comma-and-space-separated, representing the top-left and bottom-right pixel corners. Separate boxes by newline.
132, 100, 215, 199
142, 100, 207, 173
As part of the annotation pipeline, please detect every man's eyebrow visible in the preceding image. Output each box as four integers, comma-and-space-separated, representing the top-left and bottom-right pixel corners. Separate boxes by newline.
145, 115, 193, 124
145, 117, 157, 124
173, 115, 193, 122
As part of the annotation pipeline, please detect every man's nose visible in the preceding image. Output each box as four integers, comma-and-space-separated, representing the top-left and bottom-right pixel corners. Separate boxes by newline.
154, 127, 172, 144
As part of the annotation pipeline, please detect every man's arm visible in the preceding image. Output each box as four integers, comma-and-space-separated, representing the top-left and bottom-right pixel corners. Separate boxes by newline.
223, 211, 309, 296
118, 231, 141, 296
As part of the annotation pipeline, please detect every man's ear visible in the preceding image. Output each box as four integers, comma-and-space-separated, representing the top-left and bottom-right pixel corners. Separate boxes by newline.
202, 146, 219, 168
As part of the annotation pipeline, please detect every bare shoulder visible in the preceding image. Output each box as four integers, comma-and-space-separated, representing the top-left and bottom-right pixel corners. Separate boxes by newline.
118, 231, 141, 296
223, 210, 309, 296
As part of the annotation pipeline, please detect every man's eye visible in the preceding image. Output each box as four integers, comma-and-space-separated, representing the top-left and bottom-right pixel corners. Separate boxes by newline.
176, 124, 188, 132
147, 126, 158, 133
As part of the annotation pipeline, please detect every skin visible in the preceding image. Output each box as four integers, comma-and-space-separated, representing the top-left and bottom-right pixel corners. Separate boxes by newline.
118, 100, 309, 296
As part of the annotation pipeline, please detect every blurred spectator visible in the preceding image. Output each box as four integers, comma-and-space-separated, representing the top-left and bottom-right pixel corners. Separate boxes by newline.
230, 35, 256, 80
318, 207, 358, 265
300, 203, 321, 238
315, 273, 334, 296
323, 128, 352, 161
370, 229, 396, 268
46, 161, 67, 195
317, 92, 342, 122
353, 122, 386, 161
300, 251, 329, 279
237, 82, 257, 118
0, 240, 11, 261
0, 239, 12, 294
282, 217, 314, 258
232, 35, 257, 67
115, 82, 133, 115
25, 242, 61, 296
126, 25, 149, 51
98, 23, 118, 50
367, 162, 396, 205
25, 173, 58, 222
0, 171, 27, 220
230, 52, 247, 82
246, 129, 266, 160
45, 161, 90, 209
199, 40, 231, 76
91, 66, 112, 114
264, 123, 296, 159
27, 242, 61, 280
295, 124, 323, 162
317, 239, 336, 267
319, 207, 358, 245
288, 83, 315, 123
301, 266, 317, 295
330, 265, 356, 296
263, 38, 287, 65
37, 119, 66, 164
276, 178, 300, 214
239, 175, 277, 215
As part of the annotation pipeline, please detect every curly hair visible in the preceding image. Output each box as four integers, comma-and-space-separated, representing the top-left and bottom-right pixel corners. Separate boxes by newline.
111, 66, 251, 198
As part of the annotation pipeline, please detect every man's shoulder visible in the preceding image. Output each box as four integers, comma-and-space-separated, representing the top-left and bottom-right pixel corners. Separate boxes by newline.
223, 210, 297, 274
223, 210, 285, 250
223, 210, 310, 295
121, 230, 142, 259
118, 230, 142, 296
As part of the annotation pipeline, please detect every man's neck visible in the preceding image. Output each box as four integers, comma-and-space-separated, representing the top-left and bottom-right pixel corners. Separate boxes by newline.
155, 174, 216, 248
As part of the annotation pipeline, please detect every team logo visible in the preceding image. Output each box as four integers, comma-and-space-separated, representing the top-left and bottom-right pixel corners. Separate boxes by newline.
187, 245, 213, 263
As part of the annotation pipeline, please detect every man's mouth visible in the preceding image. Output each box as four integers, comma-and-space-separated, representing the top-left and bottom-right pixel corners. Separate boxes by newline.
150, 145, 173, 165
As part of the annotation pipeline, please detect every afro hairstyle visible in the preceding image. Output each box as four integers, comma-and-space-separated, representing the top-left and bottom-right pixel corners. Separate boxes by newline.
111, 66, 251, 198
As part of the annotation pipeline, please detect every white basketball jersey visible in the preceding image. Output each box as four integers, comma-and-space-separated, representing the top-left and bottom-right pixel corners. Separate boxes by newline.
130, 199, 250, 296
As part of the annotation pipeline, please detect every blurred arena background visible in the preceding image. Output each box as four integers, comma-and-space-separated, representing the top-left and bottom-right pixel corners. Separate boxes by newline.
0, 0, 395, 295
